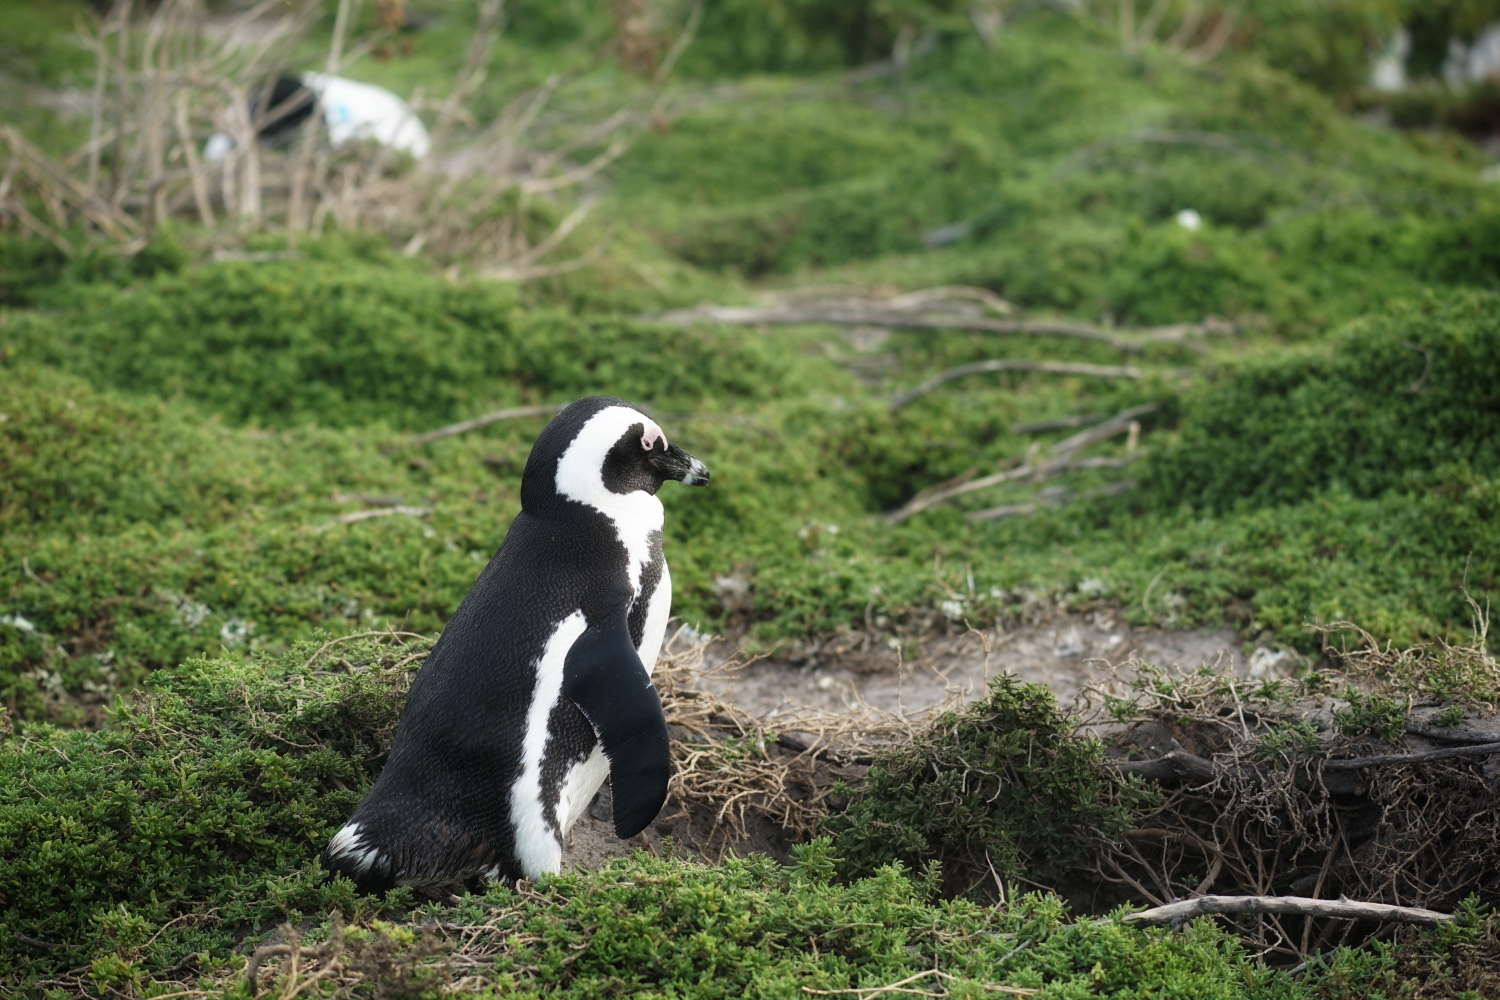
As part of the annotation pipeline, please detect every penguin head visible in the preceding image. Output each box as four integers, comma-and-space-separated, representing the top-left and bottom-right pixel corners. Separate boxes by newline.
522, 396, 710, 514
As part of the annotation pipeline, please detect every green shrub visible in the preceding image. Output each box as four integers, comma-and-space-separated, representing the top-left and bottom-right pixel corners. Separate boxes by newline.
829, 674, 1144, 890
4, 257, 795, 430
0, 634, 421, 978
1147, 292, 1500, 512
1233, 0, 1401, 99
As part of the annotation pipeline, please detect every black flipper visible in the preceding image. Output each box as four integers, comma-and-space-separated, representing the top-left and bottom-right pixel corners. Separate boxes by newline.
562, 606, 671, 839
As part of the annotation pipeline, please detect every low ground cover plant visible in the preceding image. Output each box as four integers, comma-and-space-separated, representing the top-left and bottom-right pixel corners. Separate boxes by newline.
3, 2, 1499, 994
4, 276, 1497, 719
5, 631, 1499, 996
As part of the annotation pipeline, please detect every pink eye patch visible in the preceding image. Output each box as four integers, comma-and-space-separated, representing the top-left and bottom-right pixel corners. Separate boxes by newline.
641, 427, 666, 451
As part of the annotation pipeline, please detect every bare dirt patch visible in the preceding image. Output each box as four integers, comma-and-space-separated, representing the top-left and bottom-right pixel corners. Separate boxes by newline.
563, 610, 1255, 871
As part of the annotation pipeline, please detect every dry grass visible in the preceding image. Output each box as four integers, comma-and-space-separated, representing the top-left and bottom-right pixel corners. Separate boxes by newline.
0, 0, 699, 278
651, 627, 958, 858
1078, 611, 1500, 963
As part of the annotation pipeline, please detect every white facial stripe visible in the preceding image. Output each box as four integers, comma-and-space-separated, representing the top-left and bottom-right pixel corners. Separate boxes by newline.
510, 610, 587, 879
554, 406, 666, 596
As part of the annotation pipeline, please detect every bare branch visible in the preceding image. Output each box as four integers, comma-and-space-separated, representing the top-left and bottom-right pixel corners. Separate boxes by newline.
431, 0, 506, 148
1405, 724, 1500, 744
1122, 894, 1455, 928
520, 135, 633, 195
1183, 3, 1242, 64
311, 506, 432, 532
0, 125, 141, 239
174, 91, 215, 227
395, 404, 564, 451
890, 360, 1143, 411
1110, 750, 1218, 783
1321, 740, 1500, 770
884, 454, 1136, 525
1, 192, 77, 256
967, 479, 1135, 522
1052, 403, 1158, 455
885, 400, 1154, 525
1011, 414, 1103, 435
654, 301, 1147, 351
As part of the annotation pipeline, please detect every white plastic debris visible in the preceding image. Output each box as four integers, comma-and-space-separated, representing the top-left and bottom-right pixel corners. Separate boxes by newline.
205, 73, 429, 162
204, 132, 234, 162
1463, 22, 1500, 84
1175, 208, 1202, 231
1248, 646, 1294, 679
1369, 28, 1411, 92
303, 72, 430, 158
0, 613, 36, 632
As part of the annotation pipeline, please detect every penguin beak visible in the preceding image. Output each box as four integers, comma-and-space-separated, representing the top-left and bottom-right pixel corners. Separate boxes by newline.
651, 442, 710, 486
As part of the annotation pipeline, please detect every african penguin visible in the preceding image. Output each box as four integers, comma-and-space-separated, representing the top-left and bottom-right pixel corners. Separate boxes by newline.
321, 396, 709, 892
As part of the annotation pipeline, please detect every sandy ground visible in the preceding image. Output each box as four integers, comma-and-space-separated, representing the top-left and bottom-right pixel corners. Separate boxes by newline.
562, 610, 1262, 870
689, 609, 1253, 720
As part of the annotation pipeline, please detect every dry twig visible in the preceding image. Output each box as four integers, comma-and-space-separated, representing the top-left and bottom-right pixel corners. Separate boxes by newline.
656, 289, 1236, 353
889, 360, 1143, 410
651, 629, 956, 858
1123, 894, 1454, 928
884, 403, 1154, 523
393, 403, 564, 451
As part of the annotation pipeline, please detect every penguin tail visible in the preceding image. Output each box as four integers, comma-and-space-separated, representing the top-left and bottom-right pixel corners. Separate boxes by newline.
320, 821, 399, 895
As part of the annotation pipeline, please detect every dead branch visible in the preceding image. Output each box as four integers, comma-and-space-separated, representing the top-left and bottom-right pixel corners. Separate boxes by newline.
879, 284, 1014, 315
1122, 894, 1454, 928
654, 301, 1148, 352
393, 404, 564, 451
1111, 749, 1217, 783
1182, 3, 1242, 64
310, 506, 431, 533
244, 943, 322, 984
430, 0, 506, 148
15, 934, 64, 951
1011, 413, 1104, 434
967, 479, 1136, 522
480, 234, 612, 281
0, 125, 141, 240
1405, 724, 1500, 744
1056, 126, 1277, 180
1052, 403, 1158, 454
889, 360, 1144, 411
884, 403, 1155, 524
1106, 747, 1365, 796
885, 456, 1136, 525
331, 492, 408, 506
801, 968, 1039, 997
885, 463, 1038, 525
0, 0, 694, 284
1321, 741, 1500, 770
333, 506, 431, 525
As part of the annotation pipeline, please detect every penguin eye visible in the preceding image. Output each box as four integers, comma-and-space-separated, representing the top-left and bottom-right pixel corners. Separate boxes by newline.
641, 427, 665, 452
